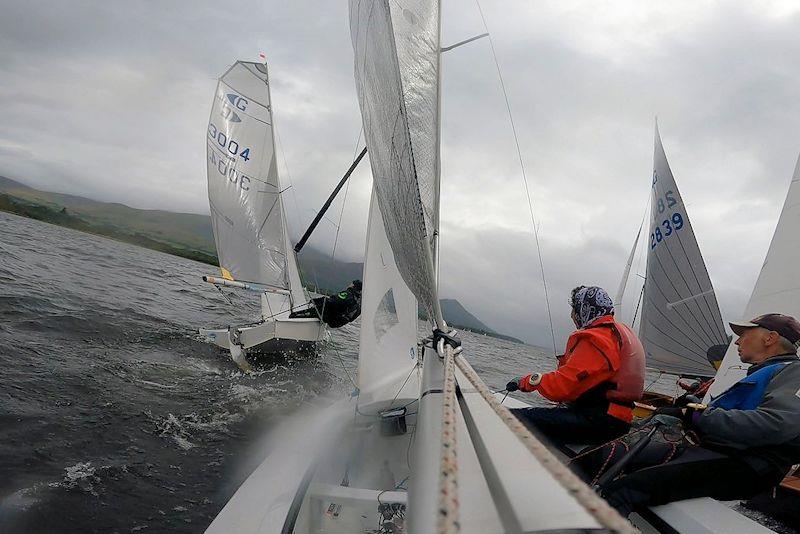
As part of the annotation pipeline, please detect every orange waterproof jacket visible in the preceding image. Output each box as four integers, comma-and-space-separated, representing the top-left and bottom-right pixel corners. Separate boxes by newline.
518, 315, 645, 422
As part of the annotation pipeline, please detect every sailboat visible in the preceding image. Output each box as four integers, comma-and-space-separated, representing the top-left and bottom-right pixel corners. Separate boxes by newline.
205, 2, 631, 532
199, 61, 325, 370
619, 124, 729, 382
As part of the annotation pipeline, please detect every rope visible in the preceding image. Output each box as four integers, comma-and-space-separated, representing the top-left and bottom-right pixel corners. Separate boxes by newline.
437, 343, 460, 534
474, 0, 557, 357
453, 353, 637, 533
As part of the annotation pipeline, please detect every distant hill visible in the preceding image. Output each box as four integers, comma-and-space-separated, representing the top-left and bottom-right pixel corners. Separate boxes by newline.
0, 175, 522, 344
0, 176, 215, 255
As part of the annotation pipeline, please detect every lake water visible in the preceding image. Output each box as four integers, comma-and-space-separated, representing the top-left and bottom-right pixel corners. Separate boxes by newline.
1, 212, 603, 533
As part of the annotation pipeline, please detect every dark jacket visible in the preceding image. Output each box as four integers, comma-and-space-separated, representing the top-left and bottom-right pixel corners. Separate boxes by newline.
696, 354, 800, 475
312, 287, 361, 328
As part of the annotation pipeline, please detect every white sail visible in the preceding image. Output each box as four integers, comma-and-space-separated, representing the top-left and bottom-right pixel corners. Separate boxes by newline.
356, 185, 419, 405
639, 125, 728, 377
616, 221, 643, 321
708, 154, 800, 397
349, 0, 442, 324
206, 61, 295, 294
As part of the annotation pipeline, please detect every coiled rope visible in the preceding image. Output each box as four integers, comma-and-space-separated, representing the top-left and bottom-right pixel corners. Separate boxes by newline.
437, 342, 460, 533
452, 352, 637, 533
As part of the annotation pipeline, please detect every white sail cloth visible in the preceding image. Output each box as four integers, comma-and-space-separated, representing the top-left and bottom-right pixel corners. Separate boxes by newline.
708, 155, 800, 396
639, 126, 728, 377
206, 61, 291, 291
349, 0, 441, 323
357, 185, 419, 404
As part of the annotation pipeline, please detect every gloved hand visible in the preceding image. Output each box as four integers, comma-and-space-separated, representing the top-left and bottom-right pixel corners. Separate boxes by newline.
506, 378, 522, 392
650, 414, 683, 427
674, 394, 700, 408
654, 406, 685, 419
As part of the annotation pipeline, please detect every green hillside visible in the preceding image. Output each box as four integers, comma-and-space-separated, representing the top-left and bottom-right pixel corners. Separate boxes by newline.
0, 176, 215, 254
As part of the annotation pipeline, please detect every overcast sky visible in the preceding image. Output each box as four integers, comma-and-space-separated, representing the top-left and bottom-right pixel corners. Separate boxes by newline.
1, 1, 798, 347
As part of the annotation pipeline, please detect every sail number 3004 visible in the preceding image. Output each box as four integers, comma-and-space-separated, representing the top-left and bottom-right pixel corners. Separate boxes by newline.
651, 212, 684, 250
208, 123, 251, 162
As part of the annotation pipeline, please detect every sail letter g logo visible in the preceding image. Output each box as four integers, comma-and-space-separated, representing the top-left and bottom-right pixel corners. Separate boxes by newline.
226, 93, 248, 112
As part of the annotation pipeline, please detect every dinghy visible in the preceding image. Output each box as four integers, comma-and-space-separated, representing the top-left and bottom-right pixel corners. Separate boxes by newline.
199, 61, 325, 370
205, 2, 632, 532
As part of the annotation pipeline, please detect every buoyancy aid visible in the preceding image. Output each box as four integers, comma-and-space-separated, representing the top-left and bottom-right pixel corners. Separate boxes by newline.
710, 362, 790, 411
520, 316, 645, 422
579, 319, 645, 421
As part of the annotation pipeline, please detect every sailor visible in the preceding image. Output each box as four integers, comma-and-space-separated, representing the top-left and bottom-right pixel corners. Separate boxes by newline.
595, 313, 800, 517
506, 286, 645, 448
290, 280, 362, 328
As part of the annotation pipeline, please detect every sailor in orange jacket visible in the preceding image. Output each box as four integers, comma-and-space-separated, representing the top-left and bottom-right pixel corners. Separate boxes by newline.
507, 286, 645, 449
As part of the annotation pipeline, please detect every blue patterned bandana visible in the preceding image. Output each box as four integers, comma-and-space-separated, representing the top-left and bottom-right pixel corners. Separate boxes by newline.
572, 286, 614, 328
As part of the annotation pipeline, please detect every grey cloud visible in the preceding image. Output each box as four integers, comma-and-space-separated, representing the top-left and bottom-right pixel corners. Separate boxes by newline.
0, 1, 797, 344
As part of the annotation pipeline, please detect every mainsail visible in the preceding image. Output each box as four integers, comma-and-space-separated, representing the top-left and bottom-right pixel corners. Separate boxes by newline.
206, 61, 294, 294
349, 0, 442, 325
639, 125, 728, 377
708, 154, 800, 396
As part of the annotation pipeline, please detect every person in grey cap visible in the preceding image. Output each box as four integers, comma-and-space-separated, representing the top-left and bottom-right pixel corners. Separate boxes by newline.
577, 312, 800, 517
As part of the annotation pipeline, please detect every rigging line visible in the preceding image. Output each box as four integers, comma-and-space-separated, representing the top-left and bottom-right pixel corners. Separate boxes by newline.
213, 285, 238, 316
321, 127, 364, 317
620, 194, 650, 321
475, 0, 557, 356
312, 128, 365, 392
631, 283, 645, 329
644, 370, 664, 393
275, 128, 305, 242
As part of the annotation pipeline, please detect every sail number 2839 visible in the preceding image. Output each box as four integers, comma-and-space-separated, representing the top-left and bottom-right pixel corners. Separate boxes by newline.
651, 212, 684, 250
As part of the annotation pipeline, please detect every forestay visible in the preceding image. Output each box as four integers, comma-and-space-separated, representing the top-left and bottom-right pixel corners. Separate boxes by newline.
349, 0, 442, 324
708, 155, 800, 396
206, 61, 291, 291
357, 185, 419, 405
640, 125, 728, 377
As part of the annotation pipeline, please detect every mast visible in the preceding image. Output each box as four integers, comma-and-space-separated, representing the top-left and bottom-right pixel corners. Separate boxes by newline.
432, 0, 443, 288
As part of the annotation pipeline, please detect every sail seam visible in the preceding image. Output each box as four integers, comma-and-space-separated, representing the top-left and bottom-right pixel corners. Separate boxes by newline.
648, 251, 720, 348
653, 216, 725, 342
669, 228, 728, 342
643, 287, 714, 356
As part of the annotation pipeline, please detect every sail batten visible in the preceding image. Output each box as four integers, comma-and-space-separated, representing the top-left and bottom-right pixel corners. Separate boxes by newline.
639, 125, 728, 377
206, 61, 294, 292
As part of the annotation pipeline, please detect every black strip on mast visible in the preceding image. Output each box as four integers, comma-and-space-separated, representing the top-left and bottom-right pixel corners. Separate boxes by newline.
294, 146, 368, 253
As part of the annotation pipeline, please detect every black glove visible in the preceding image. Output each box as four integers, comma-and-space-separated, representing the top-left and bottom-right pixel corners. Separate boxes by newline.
654, 406, 685, 419
653, 406, 696, 427
505, 379, 520, 392
674, 394, 700, 408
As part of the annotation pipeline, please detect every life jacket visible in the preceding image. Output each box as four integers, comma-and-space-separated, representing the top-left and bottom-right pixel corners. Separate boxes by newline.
710, 362, 791, 411
573, 319, 645, 422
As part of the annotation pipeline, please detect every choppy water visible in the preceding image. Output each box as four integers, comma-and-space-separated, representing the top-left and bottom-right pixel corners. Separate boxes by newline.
0, 212, 577, 533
